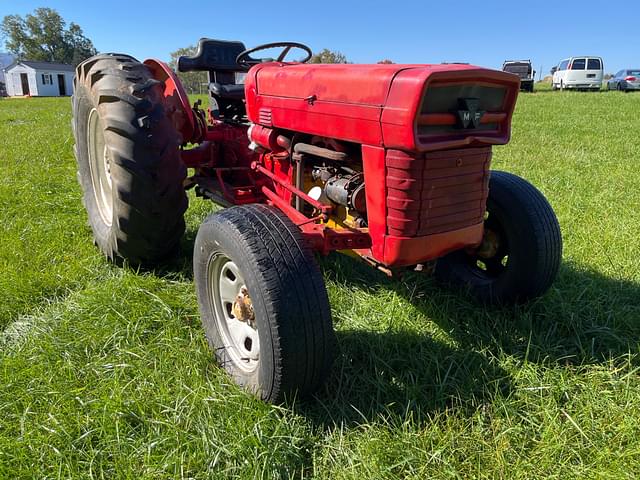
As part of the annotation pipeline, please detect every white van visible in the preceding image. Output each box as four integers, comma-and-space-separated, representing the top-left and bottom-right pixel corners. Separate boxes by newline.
552, 57, 603, 91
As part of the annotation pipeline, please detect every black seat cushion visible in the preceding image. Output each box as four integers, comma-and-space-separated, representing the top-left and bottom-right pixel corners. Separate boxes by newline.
209, 83, 245, 101
178, 38, 247, 73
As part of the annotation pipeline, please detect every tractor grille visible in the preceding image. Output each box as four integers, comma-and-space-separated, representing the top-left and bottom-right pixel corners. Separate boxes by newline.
504, 66, 530, 79
385, 147, 491, 237
417, 84, 507, 140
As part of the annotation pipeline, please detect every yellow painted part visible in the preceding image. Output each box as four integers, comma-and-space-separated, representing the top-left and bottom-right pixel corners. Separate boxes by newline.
303, 176, 356, 231
326, 206, 348, 229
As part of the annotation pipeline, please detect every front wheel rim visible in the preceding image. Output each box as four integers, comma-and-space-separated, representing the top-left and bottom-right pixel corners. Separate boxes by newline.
87, 108, 113, 226
466, 210, 510, 279
207, 253, 260, 373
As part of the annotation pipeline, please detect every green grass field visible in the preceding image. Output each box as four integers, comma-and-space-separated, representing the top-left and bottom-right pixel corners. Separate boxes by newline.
1, 88, 639, 479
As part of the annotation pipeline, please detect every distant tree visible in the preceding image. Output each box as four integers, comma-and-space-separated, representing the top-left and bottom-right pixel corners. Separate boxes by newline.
604, 73, 613, 80
377, 59, 394, 64
1, 8, 96, 65
309, 48, 348, 64
168, 45, 208, 94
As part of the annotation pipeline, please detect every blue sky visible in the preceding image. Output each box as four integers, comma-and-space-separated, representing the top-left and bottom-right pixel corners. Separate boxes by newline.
1, 0, 637, 75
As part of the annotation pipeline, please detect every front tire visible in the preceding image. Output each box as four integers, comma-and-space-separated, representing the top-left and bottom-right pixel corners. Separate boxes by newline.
72, 54, 188, 264
194, 204, 335, 403
435, 171, 562, 304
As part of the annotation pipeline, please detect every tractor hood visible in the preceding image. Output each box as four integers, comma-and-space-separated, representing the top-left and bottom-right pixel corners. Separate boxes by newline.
248, 63, 399, 105
245, 62, 520, 151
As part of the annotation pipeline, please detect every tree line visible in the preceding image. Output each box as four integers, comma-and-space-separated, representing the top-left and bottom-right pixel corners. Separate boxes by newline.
1, 8, 96, 66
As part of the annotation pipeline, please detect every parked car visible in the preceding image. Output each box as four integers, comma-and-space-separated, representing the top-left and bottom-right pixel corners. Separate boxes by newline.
606, 69, 640, 91
552, 57, 603, 91
502, 60, 535, 92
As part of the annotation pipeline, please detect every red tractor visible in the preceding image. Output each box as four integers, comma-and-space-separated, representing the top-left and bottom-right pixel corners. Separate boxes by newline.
72, 39, 562, 403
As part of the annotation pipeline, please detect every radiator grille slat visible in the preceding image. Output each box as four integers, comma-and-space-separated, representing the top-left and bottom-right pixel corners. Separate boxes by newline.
258, 108, 272, 126
385, 147, 491, 237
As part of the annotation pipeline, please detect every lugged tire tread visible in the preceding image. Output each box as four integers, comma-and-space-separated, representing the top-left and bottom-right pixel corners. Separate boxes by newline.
72, 53, 187, 264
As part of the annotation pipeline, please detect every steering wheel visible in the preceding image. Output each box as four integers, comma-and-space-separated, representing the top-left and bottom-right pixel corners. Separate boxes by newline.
236, 42, 312, 69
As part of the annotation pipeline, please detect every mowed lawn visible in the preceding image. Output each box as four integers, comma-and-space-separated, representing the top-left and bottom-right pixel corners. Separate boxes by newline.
1, 88, 639, 479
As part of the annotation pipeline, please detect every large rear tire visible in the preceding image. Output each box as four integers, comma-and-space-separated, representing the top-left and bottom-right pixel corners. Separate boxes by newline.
435, 171, 562, 304
194, 204, 335, 403
72, 53, 188, 264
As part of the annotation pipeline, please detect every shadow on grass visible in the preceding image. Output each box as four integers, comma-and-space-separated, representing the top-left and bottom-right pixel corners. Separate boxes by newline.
328, 253, 640, 364
148, 230, 640, 427
298, 253, 640, 427
300, 328, 512, 427
140, 227, 198, 281
426, 261, 640, 367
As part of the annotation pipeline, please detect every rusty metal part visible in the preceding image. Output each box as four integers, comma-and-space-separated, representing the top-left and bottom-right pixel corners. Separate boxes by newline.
356, 255, 395, 277
232, 286, 255, 325
208, 255, 259, 370
323, 172, 366, 212
475, 228, 500, 259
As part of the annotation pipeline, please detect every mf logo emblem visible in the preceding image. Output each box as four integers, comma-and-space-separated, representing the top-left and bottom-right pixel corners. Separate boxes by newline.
456, 98, 485, 129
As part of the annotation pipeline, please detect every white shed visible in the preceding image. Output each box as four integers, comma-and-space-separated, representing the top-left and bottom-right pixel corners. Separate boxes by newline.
4, 61, 75, 97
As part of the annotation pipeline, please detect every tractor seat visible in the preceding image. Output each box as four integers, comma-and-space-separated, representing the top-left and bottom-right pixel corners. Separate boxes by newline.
178, 38, 247, 73
209, 82, 245, 101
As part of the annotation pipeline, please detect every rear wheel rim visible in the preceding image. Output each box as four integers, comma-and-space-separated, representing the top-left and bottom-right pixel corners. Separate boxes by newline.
87, 108, 113, 226
207, 253, 260, 373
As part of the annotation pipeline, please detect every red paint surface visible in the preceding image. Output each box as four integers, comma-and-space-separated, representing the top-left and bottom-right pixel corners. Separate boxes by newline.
157, 58, 522, 268
143, 59, 195, 143
245, 62, 519, 152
